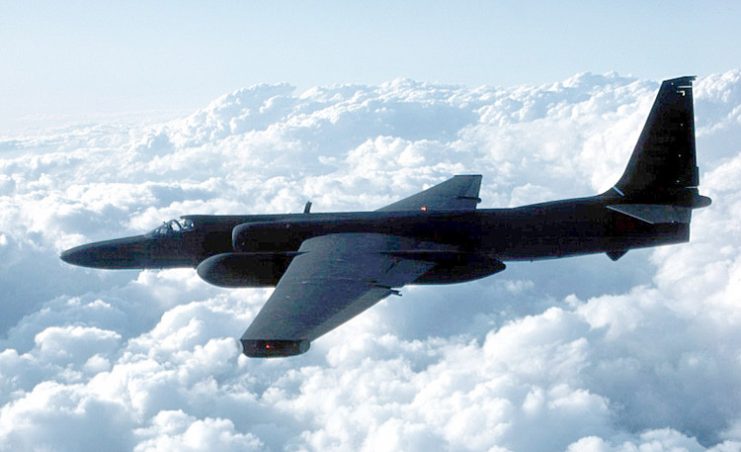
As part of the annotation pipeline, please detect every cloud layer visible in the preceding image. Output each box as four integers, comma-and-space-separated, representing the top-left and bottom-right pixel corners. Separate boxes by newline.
1, 71, 741, 451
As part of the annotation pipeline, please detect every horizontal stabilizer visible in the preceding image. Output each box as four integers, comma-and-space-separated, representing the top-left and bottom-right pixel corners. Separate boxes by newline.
607, 204, 691, 225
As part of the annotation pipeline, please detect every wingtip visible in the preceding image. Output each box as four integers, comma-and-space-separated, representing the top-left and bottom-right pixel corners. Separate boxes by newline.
241, 339, 310, 358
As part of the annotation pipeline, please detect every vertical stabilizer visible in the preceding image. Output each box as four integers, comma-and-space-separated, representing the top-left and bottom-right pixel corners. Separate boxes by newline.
614, 77, 707, 205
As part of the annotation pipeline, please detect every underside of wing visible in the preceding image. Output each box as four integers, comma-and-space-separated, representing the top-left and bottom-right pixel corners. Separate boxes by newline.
377, 175, 482, 212
241, 233, 447, 357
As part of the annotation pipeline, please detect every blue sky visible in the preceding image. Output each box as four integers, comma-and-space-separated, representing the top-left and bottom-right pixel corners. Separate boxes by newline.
1, 1, 740, 130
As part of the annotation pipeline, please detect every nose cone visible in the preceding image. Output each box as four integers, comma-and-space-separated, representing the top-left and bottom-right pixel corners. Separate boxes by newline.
60, 236, 152, 269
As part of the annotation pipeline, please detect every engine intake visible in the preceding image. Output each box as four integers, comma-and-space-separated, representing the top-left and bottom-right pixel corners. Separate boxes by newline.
196, 252, 299, 287
231, 221, 306, 252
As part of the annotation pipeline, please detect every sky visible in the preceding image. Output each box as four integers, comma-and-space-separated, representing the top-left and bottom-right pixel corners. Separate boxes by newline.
1, 1, 741, 131
1, 2, 741, 452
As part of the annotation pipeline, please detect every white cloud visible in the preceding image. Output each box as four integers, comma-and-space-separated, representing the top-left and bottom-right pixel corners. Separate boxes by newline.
34, 325, 121, 364
133, 410, 264, 452
1, 71, 740, 450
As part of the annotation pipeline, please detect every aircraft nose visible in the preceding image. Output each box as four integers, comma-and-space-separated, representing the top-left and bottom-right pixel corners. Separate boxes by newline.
60, 246, 87, 266
60, 236, 151, 269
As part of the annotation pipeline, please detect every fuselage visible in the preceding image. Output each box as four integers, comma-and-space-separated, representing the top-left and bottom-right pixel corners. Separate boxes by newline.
60, 193, 688, 284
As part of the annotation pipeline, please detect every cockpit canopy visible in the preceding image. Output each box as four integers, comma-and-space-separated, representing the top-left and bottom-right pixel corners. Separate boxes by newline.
151, 218, 195, 236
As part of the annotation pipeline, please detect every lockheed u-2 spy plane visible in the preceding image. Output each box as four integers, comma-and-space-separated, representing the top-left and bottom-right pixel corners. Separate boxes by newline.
62, 77, 711, 357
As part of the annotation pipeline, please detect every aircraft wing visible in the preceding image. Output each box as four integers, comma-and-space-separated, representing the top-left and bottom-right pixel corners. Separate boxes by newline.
241, 233, 443, 357
377, 175, 482, 212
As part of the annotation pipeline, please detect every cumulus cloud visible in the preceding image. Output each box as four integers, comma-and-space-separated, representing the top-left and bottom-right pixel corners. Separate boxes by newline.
1, 71, 741, 450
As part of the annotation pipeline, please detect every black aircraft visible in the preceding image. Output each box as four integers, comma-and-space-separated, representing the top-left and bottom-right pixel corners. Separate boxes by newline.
61, 76, 711, 357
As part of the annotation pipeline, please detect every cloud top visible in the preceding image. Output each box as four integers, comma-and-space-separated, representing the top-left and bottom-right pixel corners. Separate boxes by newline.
1, 71, 741, 451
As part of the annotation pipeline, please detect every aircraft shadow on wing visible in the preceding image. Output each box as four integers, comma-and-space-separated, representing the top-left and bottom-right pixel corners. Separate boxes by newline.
61, 77, 711, 358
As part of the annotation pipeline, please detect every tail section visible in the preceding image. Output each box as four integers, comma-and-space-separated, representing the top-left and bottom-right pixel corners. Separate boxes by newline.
602, 76, 711, 259
612, 76, 711, 208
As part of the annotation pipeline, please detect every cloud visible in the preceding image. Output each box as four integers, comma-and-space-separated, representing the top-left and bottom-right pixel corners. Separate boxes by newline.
133, 411, 264, 452
1, 71, 740, 450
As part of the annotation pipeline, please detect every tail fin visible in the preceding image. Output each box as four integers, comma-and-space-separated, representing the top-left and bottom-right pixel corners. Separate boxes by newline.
613, 76, 710, 208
